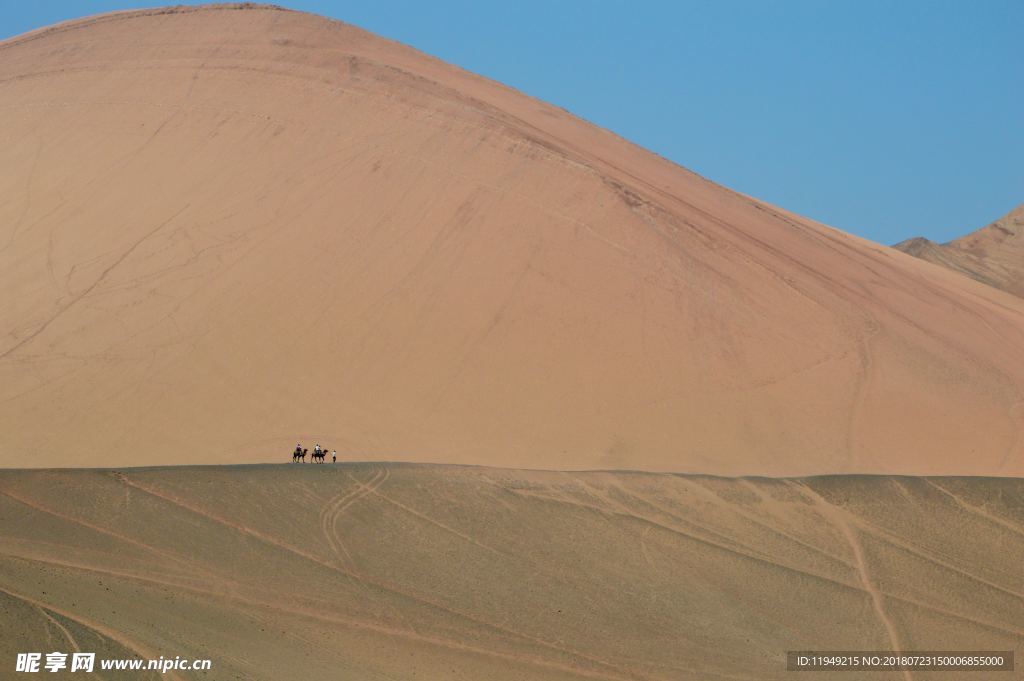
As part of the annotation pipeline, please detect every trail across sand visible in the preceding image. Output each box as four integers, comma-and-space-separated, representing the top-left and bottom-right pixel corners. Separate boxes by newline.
0, 465, 1020, 681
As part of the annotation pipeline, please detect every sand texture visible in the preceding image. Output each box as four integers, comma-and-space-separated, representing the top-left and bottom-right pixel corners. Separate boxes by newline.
895, 204, 1024, 299
2, 6, 1024, 474
1, 464, 1021, 680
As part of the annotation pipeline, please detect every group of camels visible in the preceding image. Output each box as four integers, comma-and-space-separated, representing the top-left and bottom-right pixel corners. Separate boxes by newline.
292, 444, 333, 464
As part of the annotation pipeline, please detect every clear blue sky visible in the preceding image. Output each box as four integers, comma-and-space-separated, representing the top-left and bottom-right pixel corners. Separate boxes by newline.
3, 1, 1021, 244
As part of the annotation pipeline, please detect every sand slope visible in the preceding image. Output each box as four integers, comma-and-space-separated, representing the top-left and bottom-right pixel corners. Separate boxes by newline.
0, 464, 1021, 680
895, 204, 1024, 299
2, 5, 1024, 474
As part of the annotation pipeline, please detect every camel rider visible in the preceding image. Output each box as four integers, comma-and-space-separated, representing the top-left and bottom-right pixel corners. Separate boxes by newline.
315, 443, 322, 456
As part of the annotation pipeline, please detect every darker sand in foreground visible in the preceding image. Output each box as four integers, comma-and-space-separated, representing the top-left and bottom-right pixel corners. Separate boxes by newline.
1, 464, 1020, 680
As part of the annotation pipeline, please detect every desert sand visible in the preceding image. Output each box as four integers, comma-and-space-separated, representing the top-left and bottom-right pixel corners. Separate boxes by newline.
2, 6, 1022, 681
895, 204, 1024, 299
2, 5, 1024, 474
1, 464, 1021, 680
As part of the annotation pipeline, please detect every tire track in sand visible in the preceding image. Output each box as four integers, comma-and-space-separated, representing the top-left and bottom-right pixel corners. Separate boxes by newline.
316, 468, 410, 626
318, 468, 388, 570
791, 482, 912, 681
0, 584, 180, 681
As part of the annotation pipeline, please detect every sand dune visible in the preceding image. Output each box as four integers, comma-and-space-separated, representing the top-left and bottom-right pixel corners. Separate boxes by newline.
3, 8, 1018, 680
895, 204, 1024, 299
0, 464, 1020, 680
2, 5, 1024, 474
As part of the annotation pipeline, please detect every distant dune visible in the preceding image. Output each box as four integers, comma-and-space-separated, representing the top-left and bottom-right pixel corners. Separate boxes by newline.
895, 204, 1024, 299
0, 464, 1021, 680
2, 5, 1024, 474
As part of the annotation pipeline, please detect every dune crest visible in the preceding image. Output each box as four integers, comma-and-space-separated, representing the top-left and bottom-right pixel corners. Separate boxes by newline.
895, 204, 1024, 299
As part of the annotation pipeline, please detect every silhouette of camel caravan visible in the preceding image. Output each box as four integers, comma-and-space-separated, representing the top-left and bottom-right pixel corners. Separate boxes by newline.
292, 444, 328, 463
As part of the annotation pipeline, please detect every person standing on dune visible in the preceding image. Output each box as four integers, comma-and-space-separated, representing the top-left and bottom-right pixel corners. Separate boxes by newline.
332, 450, 337, 463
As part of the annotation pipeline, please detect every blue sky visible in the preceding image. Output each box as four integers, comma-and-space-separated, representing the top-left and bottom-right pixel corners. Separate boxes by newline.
2, 1, 1021, 244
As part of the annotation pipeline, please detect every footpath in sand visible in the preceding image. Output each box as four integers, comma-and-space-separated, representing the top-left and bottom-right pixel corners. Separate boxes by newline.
1, 464, 1021, 680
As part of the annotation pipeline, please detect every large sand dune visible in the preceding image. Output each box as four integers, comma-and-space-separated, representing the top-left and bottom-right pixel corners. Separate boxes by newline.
895, 204, 1024, 299
0, 464, 1021, 680
2, 5, 1024, 474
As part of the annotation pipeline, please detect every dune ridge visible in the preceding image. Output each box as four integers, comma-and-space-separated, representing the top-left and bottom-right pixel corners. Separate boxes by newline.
895, 204, 1024, 299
